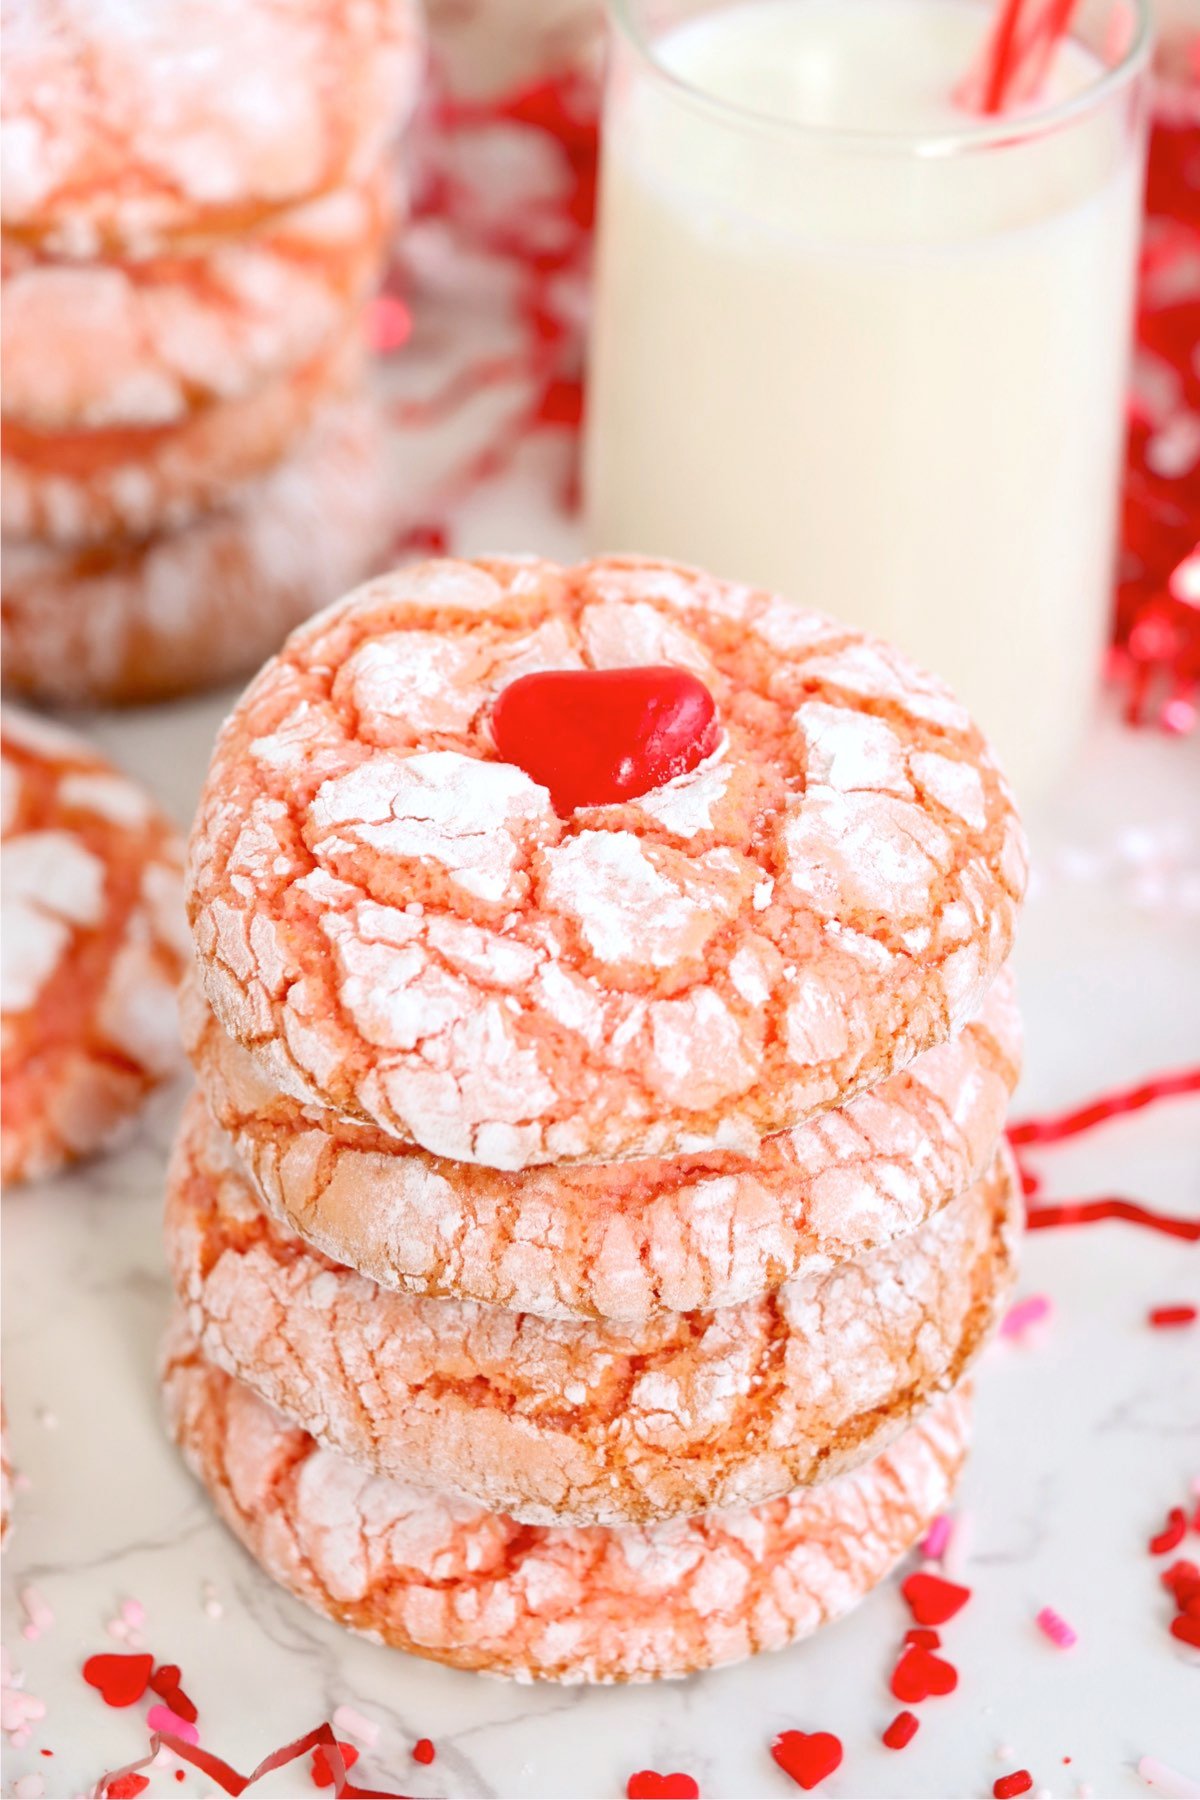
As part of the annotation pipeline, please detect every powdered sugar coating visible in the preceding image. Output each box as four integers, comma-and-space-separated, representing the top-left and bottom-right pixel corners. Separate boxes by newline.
1, 0, 423, 257
1, 710, 187, 1184
188, 556, 1027, 1168
163, 1323, 971, 1681
167, 1097, 1017, 1525
3, 329, 361, 545
1, 397, 388, 706
2, 180, 391, 432
188, 966, 1020, 1319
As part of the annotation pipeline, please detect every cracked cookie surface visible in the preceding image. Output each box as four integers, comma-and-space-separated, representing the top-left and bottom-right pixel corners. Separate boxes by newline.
1, 397, 388, 707
187, 555, 1027, 1170
186, 963, 1019, 1319
1, 708, 187, 1183
166, 1094, 1017, 1524
1, 0, 422, 257
163, 1320, 971, 1682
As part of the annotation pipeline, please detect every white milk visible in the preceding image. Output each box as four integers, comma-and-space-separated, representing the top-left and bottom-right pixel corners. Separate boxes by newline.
584, 0, 1149, 798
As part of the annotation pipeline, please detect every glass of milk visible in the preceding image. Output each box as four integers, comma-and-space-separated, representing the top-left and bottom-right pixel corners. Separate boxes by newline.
583, 0, 1151, 800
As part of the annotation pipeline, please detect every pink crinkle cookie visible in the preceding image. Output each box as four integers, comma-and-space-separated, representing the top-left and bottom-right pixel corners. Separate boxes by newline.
1, 709, 187, 1184
185, 965, 1020, 1319
1, 178, 391, 433
187, 555, 1027, 1170
1, 0, 423, 259
166, 1094, 1017, 1525
162, 1318, 971, 1681
1, 397, 388, 707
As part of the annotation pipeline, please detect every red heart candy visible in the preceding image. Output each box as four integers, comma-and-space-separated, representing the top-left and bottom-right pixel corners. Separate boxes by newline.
82, 1651, 154, 1708
891, 1645, 959, 1703
312, 1742, 360, 1788
771, 1731, 844, 1791
626, 1773, 700, 1799
490, 666, 719, 815
901, 1571, 972, 1626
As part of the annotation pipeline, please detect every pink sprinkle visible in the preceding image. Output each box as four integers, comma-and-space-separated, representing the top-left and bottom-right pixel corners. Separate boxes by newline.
1036, 1606, 1078, 1649
1138, 1757, 1200, 1799
19, 1588, 54, 1642
1001, 1294, 1053, 1341
146, 1704, 199, 1746
332, 1705, 380, 1750
120, 1599, 145, 1629
921, 1515, 952, 1560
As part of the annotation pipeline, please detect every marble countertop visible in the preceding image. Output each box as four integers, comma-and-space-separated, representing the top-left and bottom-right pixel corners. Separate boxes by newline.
2, 477, 1198, 1796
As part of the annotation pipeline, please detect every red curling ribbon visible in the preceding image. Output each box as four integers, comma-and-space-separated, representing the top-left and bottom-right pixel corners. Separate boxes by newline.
95, 1727, 411, 1800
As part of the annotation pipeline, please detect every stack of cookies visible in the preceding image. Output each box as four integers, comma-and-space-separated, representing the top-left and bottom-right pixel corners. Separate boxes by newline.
0, 0, 423, 706
165, 554, 1026, 1681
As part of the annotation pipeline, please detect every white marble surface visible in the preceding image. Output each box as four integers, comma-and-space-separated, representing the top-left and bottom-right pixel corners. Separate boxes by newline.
2, 488, 1199, 1798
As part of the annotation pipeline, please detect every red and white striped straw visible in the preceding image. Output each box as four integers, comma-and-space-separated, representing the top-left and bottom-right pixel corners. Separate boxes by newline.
959, 0, 1085, 114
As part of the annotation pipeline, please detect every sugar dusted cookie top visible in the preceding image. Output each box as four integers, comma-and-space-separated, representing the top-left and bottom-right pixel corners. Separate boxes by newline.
187, 556, 1027, 1169
1, 708, 188, 1184
1, 0, 422, 255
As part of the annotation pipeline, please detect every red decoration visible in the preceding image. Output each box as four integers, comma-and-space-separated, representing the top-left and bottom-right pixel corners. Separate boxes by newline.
82, 1653, 154, 1709
994, 1773, 1034, 1799
412, 1740, 436, 1767
770, 1731, 844, 1791
106, 1779, 150, 1800
1169, 1614, 1200, 1648
626, 1774, 701, 1799
313, 1744, 360, 1788
147, 1662, 199, 1725
882, 1712, 920, 1751
1149, 1507, 1189, 1555
900, 1572, 972, 1626
890, 1645, 959, 1703
97, 1727, 411, 1800
490, 666, 719, 814
1163, 1561, 1200, 1604
1148, 1304, 1198, 1327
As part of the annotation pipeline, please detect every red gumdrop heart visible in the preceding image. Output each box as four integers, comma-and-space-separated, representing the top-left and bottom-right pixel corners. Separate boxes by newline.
771, 1731, 844, 1791
626, 1773, 700, 1799
890, 1644, 959, 1703
490, 666, 719, 815
901, 1571, 972, 1626
82, 1651, 154, 1708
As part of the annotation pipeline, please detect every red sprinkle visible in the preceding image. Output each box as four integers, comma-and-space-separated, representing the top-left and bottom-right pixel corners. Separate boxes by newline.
312, 1742, 359, 1788
890, 1645, 958, 1703
904, 1627, 942, 1650
106, 1781, 150, 1800
901, 1571, 971, 1626
412, 1740, 436, 1766
1149, 1507, 1189, 1555
83, 1652, 154, 1709
770, 1732, 844, 1792
1170, 1613, 1200, 1649
994, 1774, 1034, 1799
882, 1712, 920, 1750
148, 1660, 199, 1725
1161, 1560, 1200, 1603
1149, 1305, 1198, 1328
625, 1774, 700, 1799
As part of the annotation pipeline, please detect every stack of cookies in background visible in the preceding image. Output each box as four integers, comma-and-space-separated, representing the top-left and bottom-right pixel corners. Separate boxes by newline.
0, 0, 423, 706
164, 554, 1027, 1681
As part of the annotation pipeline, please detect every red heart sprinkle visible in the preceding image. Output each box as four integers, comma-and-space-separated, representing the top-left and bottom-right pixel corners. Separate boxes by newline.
994, 1773, 1033, 1799
770, 1731, 844, 1791
1161, 1559, 1200, 1602
1170, 1613, 1200, 1649
625, 1774, 700, 1799
1149, 1507, 1188, 1555
890, 1645, 959, 1703
904, 1627, 942, 1650
83, 1652, 154, 1709
490, 666, 719, 815
901, 1571, 972, 1625
312, 1742, 359, 1788
882, 1711, 920, 1751
106, 1779, 150, 1800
